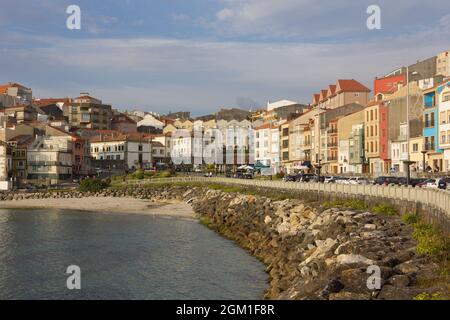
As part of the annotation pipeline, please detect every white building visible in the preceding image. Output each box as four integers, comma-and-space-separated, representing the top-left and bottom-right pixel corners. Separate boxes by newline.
90, 133, 153, 170
267, 99, 298, 111
390, 123, 408, 173
27, 136, 73, 183
254, 123, 280, 173
0, 141, 12, 190
137, 114, 164, 130
437, 82, 450, 171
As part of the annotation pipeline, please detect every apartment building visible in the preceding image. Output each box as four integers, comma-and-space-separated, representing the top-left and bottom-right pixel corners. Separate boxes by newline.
280, 121, 291, 172
437, 51, 450, 77
436, 81, 450, 171
390, 123, 409, 173
27, 136, 73, 184
0, 82, 32, 103
2, 104, 38, 123
409, 136, 425, 171
348, 124, 365, 174
0, 141, 12, 190
112, 114, 137, 133
423, 84, 443, 171
254, 123, 280, 173
90, 133, 154, 170
7, 135, 34, 183
66, 95, 112, 130
337, 110, 365, 174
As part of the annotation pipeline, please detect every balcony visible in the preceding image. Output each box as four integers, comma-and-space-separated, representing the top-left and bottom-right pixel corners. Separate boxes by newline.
424, 143, 435, 151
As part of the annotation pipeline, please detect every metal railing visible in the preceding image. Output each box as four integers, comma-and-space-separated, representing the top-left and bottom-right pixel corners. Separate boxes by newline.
128, 176, 450, 218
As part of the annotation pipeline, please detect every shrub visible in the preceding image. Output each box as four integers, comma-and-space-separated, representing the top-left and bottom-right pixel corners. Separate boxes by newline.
79, 178, 110, 192
372, 204, 397, 216
132, 169, 145, 180
412, 222, 450, 259
402, 212, 419, 224
275, 172, 285, 179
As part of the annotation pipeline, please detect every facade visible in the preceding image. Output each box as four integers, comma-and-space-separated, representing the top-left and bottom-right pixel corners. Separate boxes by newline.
0, 141, 12, 190
0, 83, 32, 103
67, 95, 112, 130
436, 81, 450, 171
27, 136, 73, 184
390, 123, 408, 173
365, 101, 383, 174
254, 123, 280, 173
348, 124, 365, 174
437, 51, 450, 77
409, 136, 424, 172
7, 135, 34, 184
2, 105, 38, 123
337, 110, 364, 174
423, 84, 443, 171
90, 133, 154, 170
112, 114, 137, 133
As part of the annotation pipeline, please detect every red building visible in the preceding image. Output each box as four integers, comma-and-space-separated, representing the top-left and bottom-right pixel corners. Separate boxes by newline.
374, 74, 406, 98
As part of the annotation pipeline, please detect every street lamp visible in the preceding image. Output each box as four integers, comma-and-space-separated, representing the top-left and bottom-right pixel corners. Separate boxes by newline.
421, 148, 428, 173
404, 67, 419, 185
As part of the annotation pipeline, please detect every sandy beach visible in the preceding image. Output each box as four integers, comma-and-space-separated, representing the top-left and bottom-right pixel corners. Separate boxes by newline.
0, 196, 196, 219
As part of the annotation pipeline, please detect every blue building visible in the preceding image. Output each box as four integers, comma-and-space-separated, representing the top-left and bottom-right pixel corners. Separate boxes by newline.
423, 85, 443, 171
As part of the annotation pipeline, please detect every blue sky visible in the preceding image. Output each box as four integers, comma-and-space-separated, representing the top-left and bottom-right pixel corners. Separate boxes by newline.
0, 0, 449, 115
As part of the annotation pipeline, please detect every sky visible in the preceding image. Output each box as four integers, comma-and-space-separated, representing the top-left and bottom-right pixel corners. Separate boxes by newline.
0, 0, 449, 116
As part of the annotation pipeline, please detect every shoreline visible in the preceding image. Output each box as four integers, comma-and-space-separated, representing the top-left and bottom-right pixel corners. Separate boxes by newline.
0, 196, 197, 220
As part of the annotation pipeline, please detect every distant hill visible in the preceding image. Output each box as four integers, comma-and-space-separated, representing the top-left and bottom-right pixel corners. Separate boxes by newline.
196, 107, 251, 122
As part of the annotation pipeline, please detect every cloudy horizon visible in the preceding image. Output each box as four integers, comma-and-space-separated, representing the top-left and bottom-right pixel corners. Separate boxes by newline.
1, 0, 449, 116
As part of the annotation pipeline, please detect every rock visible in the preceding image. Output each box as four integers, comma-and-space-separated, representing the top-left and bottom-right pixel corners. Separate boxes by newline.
388, 275, 410, 287
394, 260, 420, 274
364, 224, 377, 230
336, 254, 374, 266
264, 215, 272, 224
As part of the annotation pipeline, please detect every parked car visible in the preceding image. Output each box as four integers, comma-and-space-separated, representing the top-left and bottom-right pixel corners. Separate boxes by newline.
416, 178, 439, 188
373, 176, 402, 186
347, 177, 370, 185
438, 177, 450, 189
284, 175, 297, 182
298, 173, 316, 182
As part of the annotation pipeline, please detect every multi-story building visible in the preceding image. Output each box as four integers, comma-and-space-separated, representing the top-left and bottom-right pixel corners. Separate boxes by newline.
436, 80, 450, 171
390, 123, 408, 173
66, 95, 112, 130
90, 133, 154, 170
7, 135, 34, 184
27, 136, 73, 184
45, 126, 91, 176
112, 114, 137, 133
437, 51, 450, 77
364, 100, 383, 174
2, 104, 38, 122
0, 141, 12, 190
254, 123, 280, 173
348, 124, 365, 174
409, 136, 424, 172
0, 82, 32, 103
280, 121, 291, 172
423, 84, 444, 171
337, 110, 365, 174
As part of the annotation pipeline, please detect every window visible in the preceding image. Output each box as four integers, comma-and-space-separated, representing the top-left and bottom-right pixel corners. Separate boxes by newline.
116, 155, 120, 160
442, 135, 446, 144
443, 94, 450, 102
430, 112, 435, 126
413, 143, 418, 152
138, 145, 143, 151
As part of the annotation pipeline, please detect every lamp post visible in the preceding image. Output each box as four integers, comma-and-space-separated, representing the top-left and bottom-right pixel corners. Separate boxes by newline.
404, 67, 419, 185
421, 148, 427, 173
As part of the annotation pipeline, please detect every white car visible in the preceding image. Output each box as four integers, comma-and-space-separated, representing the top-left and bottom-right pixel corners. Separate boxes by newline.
421, 178, 440, 189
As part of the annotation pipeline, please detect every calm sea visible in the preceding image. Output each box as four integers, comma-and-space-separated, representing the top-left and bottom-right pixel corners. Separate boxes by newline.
0, 209, 267, 300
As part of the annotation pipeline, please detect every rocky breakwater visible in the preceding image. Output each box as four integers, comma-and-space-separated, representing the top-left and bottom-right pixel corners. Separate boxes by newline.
187, 188, 442, 300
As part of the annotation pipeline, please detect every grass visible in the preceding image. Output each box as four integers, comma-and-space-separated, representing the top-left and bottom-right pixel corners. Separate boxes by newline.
323, 199, 368, 210
372, 204, 398, 216
414, 292, 449, 300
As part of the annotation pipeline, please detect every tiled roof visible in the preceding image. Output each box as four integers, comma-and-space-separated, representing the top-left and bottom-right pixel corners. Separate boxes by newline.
336, 79, 371, 93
